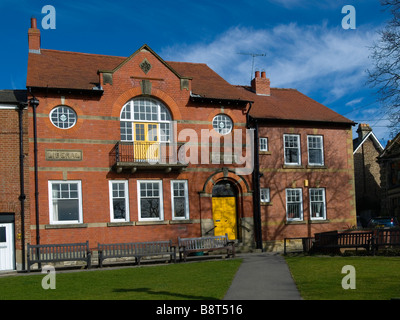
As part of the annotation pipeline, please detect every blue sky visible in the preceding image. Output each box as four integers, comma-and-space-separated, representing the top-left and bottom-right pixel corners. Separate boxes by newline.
0, 0, 394, 145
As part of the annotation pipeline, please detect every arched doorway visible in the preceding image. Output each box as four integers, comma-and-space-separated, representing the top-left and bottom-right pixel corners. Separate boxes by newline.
212, 181, 238, 240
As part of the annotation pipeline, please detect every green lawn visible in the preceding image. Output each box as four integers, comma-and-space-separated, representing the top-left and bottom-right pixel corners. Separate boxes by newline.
0, 259, 242, 300
285, 255, 400, 300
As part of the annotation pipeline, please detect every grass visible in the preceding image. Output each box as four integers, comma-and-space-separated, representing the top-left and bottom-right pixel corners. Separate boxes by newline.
285, 255, 400, 300
0, 259, 242, 300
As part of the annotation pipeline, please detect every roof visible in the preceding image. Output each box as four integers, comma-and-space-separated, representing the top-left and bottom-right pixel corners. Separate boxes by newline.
27, 49, 124, 90
26, 48, 247, 101
378, 131, 400, 159
242, 86, 354, 125
353, 131, 384, 154
26, 46, 353, 124
0, 90, 27, 104
168, 61, 248, 102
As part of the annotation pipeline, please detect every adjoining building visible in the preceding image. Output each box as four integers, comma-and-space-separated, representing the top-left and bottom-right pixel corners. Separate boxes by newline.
378, 131, 400, 218
245, 72, 357, 251
0, 89, 29, 271
353, 123, 384, 226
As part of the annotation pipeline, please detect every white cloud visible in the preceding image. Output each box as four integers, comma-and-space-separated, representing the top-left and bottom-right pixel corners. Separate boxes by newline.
345, 98, 364, 107
161, 23, 380, 103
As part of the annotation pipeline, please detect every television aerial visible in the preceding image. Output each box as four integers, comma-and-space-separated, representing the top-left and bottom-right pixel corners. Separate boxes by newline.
237, 52, 266, 82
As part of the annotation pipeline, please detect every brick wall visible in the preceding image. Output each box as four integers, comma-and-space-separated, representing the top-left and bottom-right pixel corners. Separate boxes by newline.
0, 107, 30, 266
257, 123, 356, 249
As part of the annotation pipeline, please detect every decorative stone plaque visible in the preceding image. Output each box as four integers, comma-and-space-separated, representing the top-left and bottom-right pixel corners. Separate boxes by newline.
46, 149, 83, 161
140, 59, 152, 74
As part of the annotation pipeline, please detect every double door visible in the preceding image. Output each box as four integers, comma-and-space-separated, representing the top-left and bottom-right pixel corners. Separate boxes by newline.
134, 123, 159, 161
212, 197, 237, 240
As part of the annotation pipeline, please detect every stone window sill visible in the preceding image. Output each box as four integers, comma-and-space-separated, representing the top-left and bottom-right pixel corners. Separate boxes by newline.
45, 223, 88, 229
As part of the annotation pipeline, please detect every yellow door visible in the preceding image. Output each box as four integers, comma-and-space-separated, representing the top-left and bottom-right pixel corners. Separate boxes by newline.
212, 197, 237, 240
134, 123, 159, 161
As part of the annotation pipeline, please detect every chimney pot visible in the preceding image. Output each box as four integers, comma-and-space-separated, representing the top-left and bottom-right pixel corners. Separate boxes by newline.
255, 71, 260, 78
357, 123, 372, 141
31, 17, 37, 29
261, 71, 266, 79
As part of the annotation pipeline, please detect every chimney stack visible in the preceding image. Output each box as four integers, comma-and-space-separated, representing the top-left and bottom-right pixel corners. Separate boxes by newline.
28, 17, 41, 54
251, 70, 270, 96
357, 123, 372, 141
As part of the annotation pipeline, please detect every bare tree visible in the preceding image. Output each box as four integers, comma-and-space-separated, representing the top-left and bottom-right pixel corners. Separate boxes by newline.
368, 0, 400, 135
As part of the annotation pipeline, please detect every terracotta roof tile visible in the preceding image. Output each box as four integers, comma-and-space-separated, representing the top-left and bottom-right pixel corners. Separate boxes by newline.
26, 48, 353, 124
239, 86, 353, 124
27, 49, 125, 90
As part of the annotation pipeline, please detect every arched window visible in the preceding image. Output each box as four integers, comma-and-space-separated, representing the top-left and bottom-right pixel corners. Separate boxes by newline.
120, 97, 172, 142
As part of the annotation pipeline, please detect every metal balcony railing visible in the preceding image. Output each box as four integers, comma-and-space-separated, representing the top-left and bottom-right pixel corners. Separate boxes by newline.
110, 141, 187, 171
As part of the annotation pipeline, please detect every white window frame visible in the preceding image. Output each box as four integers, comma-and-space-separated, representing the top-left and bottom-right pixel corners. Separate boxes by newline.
260, 188, 270, 203
109, 180, 130, 222
49, 106, 77, 129
285, 188, 303, 221
137, 180, 164, 221
307, 135, 324, 166
260, 137, 268, 152
309, 188, 327, 220
212, 114, 233, 135
171, 180, 190, 220
48, 180, 83, 225
120, 98, 172, 143
284, 134, 301, 165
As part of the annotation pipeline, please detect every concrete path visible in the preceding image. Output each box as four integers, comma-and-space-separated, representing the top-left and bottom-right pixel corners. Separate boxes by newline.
224, 252, 302, 300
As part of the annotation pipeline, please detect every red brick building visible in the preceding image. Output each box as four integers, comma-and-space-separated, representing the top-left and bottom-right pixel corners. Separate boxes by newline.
0, 19, 358, 270
244, 73, 357, 250
0, 90, 29, 271
26, 18, 253, 254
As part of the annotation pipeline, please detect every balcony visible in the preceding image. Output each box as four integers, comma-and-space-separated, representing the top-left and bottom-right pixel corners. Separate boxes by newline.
110, 141, 188, 173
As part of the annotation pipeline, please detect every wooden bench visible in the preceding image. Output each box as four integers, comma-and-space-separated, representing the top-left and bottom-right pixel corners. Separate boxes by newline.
313, 231, 373, 253
97, 240, 176, 267
178, 233, 235, 262
27, 241, 91, 272
372, 229, 400, 254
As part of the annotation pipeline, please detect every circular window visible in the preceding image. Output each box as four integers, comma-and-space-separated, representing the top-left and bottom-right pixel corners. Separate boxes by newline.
50, 106, 77, 129
212, 114, 233, 135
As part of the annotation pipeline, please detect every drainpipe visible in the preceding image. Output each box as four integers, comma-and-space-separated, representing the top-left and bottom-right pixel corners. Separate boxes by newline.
18, 102, 27, 270
252, 118, 263, 250
29, 96, 40, 246
246, 106, 263, 250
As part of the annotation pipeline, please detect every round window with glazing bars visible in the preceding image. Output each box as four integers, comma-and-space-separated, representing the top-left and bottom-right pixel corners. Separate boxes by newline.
49, 106, 77, 129
212, 114, 233, 135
